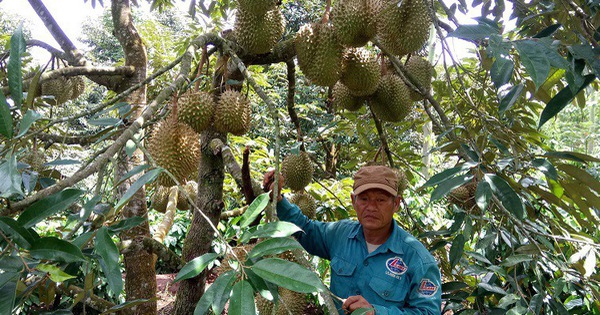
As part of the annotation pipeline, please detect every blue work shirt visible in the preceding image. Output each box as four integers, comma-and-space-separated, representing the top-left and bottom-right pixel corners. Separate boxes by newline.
277, 197, 442, 315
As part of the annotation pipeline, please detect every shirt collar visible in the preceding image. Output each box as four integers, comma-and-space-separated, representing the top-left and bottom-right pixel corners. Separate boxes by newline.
348, 222, 404, 255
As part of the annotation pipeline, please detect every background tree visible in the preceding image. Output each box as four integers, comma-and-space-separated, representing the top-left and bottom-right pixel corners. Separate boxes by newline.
0, 0, 599, 314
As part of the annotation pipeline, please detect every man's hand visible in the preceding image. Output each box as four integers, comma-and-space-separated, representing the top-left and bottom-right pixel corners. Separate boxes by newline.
262, 169, 284, 202
342, 295, 374, 315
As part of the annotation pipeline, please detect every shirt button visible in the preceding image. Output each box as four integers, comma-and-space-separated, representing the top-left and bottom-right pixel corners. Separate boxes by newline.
355, 291, 360, 295
383, 291, 390, 297
339, 268, 343, 272
363, 261, 368, 266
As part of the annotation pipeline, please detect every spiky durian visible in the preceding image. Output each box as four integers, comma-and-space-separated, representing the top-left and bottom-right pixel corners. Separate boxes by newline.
41, 77, 72, 105
340, 48, 380, 96
22, 149, 47, 173
69, 76, 86, 100
332, 81, 365, 111
147, 114, 201, 187
233, 7, 285, 55
368, 74, 412, 122
289, 193, 317, 219
295, 23, 343, 87
236, 0, 277, 16
376, 0, 432, 56
281, 151, 313, 191
178, 90, 216, 133
213, 90, 252, 135
449, 182, 478, 211
404, 56, 433, 101
151, 185, 170, 213
256, 287, 307, 315
177, 181, 197, 211
331, 0, 379, 47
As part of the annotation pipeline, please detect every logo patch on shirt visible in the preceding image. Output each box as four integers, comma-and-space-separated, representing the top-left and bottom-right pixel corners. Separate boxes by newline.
418, 279, 438, 297
385, 257, 408, 277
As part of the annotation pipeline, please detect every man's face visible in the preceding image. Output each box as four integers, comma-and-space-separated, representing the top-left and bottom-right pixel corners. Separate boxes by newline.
351, 189, 401, 234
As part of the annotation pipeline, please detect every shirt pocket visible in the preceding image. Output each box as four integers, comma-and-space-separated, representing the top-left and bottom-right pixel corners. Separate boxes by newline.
331, 256, 356, 277
368, 276, 409, 303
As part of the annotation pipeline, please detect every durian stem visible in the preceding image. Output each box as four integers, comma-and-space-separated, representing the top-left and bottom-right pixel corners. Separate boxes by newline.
153, 186, 178, 244
370, 111, 395, 168
224, 44, 281, 222
194, 46, 208, 92
285, 60, 304, 149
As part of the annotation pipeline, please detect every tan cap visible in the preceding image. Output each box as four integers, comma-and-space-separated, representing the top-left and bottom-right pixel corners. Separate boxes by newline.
353, 165, 398, 196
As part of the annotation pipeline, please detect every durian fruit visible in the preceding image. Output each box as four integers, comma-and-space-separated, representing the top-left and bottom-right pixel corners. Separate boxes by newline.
331, 0, 379, 47
41, 77, 72, 105
69, 76, 86, 100
213, 90, 252, 135
332, 81, 365, 111
236, 0, 277, 16
22, 149, 47, 173
147, 114, 201, 187
376, 0, 432, 56
178, 90, 216, 133
215, 244, 255, 276
295, 23, 343, 87
340, 48, 381, 96
404, 56, 433, 101
177, 181, 198, 210
233, 7, 285, 55
281, 151, 313, 191
448, 182, 478, 211
368, 74, 412, 122
151, 185, 170, 213
394, 169, 409, 195
289, 193, 317, 219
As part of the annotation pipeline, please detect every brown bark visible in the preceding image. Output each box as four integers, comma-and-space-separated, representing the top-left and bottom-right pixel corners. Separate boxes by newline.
111, 0, 156, 314
173, 130, 226, 315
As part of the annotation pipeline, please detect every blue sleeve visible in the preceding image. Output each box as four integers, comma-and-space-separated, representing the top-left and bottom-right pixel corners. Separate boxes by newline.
276, 196, 337, 260
371, 260, 442, 315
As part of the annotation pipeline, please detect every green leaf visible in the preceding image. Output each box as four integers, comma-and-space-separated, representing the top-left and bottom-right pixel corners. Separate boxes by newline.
557, 163, 600, 195
531, 158, 558, 180
0, 92, 13, 139
442, 281, 469, 292
8, 25, 26, 109
16, 110, 42, 138
195, 270, 236, 315
95, 227, 121, 294
490, 57, 514, 88
500, 254, 533, 267
475, 181, 491, 212
0, 153, 23, 198
568, 44, 600, 78
240, 193, 269, 228
0, 273, 17, 315
252, 258, 325, 293
174, 253, 219, 283
449, 234, 465, 268
88, 117, 122, 126
447, 24, 499, 41
430, 174, 474, 202
247, 237, 304, 259
17, 189, 85, 228
100, 298, 158, 315
240, 221, 303, 243
484, 174, 525, 219
533, 24, 562, 38
115, 164, 151, 187
107, 216, 146, 233
114, 168, 161, 210
36, 263, 77, 282
44, 159, 81, 166
538, 74, 596, 128
542, 150, 600, 163
228, 280, 256, 315
0, 217, 36, 249
421, 163, 477, 188
478, 282, 507, 295
498, 293, 521, 308
80, 195, 102, 222
514, 40, 550, 90
30, 237, 86, 263
499, 84, 524, 116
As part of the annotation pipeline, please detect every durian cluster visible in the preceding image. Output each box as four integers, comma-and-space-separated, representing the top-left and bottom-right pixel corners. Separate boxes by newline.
292, 0, 434, 123
177, 89, 252, 136
232, 0, 285, 55
151, 181, 198, 213
41, 76, 86, 105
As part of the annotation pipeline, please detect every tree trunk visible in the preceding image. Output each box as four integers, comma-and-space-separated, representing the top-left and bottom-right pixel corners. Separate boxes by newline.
111, 1, 156, 314
173, 130, 226, 315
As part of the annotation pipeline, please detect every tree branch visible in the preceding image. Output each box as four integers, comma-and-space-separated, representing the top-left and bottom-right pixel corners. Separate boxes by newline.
56, 284, 115, 313
286, 60, 304, 148
209, 139, 263, 198
370, 110, 394, 168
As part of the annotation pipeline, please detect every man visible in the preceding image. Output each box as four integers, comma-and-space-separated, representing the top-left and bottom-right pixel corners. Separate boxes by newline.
263, 165, 442, 315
